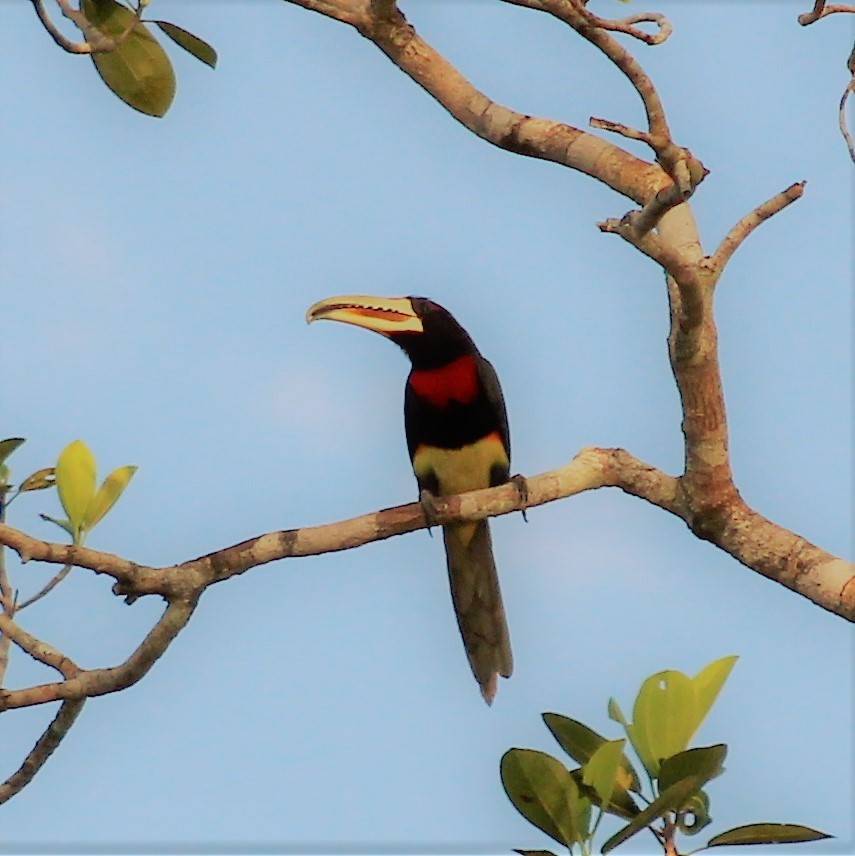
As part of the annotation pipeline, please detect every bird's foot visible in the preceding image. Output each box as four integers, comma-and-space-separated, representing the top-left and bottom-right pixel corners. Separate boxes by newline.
419, 488, 439, 537
510, 474, 529, 522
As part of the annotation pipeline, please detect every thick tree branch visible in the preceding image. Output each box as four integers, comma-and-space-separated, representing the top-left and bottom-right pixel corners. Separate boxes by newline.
287, 0, 667, 206
1, 449, 851, 623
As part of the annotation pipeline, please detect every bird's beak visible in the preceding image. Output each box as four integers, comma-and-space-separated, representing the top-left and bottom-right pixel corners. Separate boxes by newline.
306, 295, 423, 335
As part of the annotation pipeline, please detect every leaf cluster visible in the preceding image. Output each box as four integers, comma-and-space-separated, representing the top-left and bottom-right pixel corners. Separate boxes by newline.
1, 438, 136, 546
81, 0, 217, 117
501, 656, 831, 855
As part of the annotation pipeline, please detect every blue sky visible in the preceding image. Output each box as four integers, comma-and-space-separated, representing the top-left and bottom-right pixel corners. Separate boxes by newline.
0, 0, 851, 852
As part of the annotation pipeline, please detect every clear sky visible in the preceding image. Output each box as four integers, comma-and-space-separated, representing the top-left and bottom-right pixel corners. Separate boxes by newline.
0, 1, 851, 853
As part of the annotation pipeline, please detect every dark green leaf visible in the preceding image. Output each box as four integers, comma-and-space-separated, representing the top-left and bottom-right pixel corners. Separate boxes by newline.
0, 438, 25, 466
82, 0, 175, 117
500, 749, 582, 847
659, 744, 727, 793
601, 776, 701, 854
18, 467, 56, 492
153, 21, 217, 68
544, 713, 641, 793
706, 823, 833, 847
514, 851, 558, 856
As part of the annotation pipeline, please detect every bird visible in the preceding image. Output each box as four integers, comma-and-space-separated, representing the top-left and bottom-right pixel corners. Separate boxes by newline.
306, 294, 514, 704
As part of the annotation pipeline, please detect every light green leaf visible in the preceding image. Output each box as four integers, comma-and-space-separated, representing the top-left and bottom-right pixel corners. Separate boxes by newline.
583, 739, 626, 806
56, 440, 96, 534
19, 467, 56, 492
570, 767, 640, 822
82, 0, 176, 117
500, 749, 582, 847
706, 823, 833, 847
632, 670, 696, 775
0, 438, 25, 466
82, 465, 137, 530
658, 744, 727, 793
601, 775, 701, 854
544, 713, 641, 793
39, 513, 76, 538
690, 656, 738, 740
153, 21, 217, 68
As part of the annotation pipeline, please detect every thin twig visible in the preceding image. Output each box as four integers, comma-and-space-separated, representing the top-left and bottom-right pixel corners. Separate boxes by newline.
15, 561, 74, 611
590, 117, 652, 145
581, 9, 672, 46
839, 53, 855, 163
708, 182, 806, 275
501, 0, 673, 150
29, 0, 91, 53
0, 611, 80, 679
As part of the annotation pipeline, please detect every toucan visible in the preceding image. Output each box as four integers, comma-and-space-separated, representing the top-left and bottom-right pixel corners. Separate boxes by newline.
306, 295, 514, 704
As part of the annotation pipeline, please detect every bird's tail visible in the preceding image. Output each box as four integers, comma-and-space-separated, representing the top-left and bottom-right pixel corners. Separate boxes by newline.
443, 520, 513, 704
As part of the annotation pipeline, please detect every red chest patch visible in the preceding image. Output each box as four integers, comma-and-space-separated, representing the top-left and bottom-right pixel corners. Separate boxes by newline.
409, 355, 479, 408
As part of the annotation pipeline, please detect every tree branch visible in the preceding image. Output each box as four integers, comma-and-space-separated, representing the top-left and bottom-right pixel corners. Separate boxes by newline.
798, 1, 855, 25
707, 182, 806, 276
29, 0, 91, 53
1, 448, 851, 624
0, 612, 80, 679
0, 597, 197, 711
0, 698, 85, 804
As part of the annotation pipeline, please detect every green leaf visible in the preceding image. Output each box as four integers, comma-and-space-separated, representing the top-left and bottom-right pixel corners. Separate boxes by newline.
82, 465, 137, 530
690, 656, 738, 740
0, 438, 25, 466
39, 513, 76, 538
601, 775, 701, 854
514, 851, 559, 856
607, 696, 628, 726
55, 440, 96, 535
583, 739, 626, 806
18, 467, 56, 492
678, 789, 711, 835
658, 744, 727, 793
82, 0, 175, 117
544, 713, 641, 793
706, 823, 833, 847
500, 749, 583, 847
570, 768, 640, 822
632, 670, 696, 775
153, 21, 217, 68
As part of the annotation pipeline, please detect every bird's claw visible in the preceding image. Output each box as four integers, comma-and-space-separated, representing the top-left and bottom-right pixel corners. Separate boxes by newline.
510, 474, 529, 522
419, 488, 439, 537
